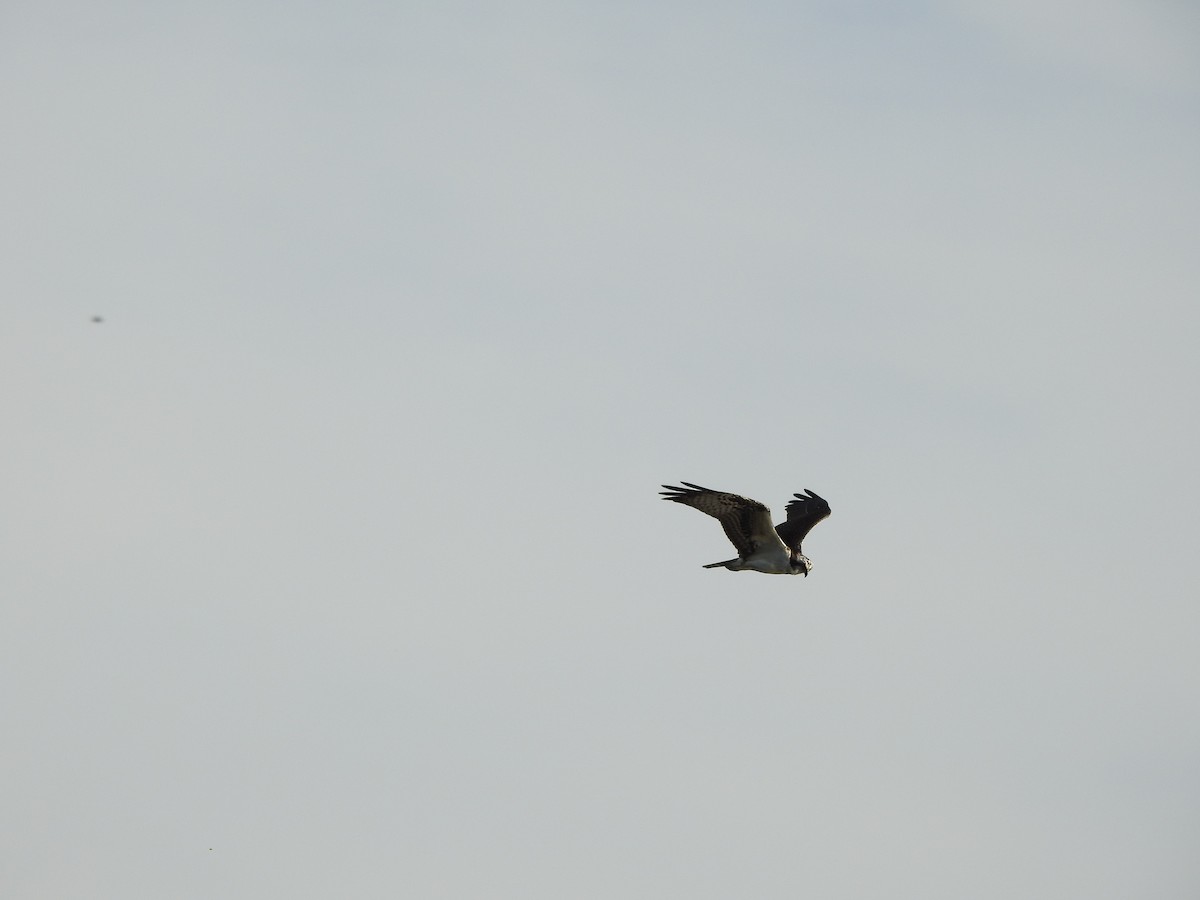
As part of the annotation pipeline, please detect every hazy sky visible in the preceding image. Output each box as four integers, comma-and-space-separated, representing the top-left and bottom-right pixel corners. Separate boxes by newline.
3, 2, 1199, 897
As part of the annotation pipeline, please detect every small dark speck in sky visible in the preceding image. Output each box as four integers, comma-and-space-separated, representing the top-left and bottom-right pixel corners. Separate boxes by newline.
91, 316, 104, 323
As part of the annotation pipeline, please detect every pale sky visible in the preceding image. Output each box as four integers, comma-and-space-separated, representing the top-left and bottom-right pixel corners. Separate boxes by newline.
3, 2, 1199, 898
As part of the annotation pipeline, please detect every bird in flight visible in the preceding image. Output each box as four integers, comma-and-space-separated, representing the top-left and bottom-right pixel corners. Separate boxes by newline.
661, 482, 831, 575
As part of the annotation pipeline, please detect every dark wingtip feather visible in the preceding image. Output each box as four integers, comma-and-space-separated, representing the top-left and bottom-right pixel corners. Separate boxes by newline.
661, 481, 721, 502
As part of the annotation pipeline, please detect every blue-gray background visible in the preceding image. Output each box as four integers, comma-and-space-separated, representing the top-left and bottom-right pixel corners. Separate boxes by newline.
4, 2, 1198, 897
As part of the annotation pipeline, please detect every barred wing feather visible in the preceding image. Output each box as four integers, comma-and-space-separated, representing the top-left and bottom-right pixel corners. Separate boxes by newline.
659, 482, 782, 557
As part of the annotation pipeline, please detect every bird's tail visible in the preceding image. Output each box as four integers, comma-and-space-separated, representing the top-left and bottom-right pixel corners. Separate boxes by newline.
702, 558, 738, 569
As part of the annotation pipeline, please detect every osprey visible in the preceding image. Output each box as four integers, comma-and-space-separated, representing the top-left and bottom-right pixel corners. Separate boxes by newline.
661, 482, 831, 575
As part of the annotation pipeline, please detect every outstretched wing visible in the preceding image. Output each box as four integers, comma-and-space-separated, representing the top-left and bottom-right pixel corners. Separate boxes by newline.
774, 489, 831, 553
660, 482, 780, 558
